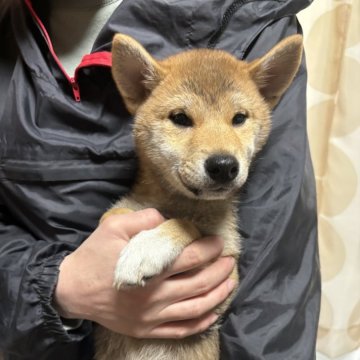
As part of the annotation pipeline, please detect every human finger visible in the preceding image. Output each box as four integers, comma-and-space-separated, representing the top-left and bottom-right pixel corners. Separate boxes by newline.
101, 208, 165, 239
157, 275, 236, 323
164, 235, 224, 276
146, 311, 220, 339
161, 256, 235, 304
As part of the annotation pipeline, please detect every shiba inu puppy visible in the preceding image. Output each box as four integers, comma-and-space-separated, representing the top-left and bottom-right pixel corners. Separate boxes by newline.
95, 33, 303, 360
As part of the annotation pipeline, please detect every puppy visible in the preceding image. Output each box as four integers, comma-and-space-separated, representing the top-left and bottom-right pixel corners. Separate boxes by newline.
95, 33, 303, 360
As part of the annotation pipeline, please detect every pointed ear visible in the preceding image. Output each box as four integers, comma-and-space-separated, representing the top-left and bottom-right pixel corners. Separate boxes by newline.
111, 34, 165, 114
249, 35, 303, 109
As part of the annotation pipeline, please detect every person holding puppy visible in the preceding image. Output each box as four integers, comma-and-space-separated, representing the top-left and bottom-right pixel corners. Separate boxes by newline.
0, 1, 320, 359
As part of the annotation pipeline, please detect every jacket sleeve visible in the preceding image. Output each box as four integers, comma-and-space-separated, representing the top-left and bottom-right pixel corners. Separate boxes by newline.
0, 14, 92, 359
219, 16, 321, 360
0, 209, 93, 358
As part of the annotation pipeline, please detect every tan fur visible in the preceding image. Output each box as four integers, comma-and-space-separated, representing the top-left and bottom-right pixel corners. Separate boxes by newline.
96, 329, 219, 360
100, 208, 134, 222
95, 33, 303, 359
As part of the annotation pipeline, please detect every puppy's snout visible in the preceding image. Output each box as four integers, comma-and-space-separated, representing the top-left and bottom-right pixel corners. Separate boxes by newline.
205, 155, 239, 184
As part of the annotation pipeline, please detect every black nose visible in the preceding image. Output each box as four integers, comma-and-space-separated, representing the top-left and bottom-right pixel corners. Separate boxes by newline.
205, 155, 239, 184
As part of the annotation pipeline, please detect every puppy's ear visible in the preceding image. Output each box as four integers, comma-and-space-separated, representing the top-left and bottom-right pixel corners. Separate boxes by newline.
112, 34, 165, 114
249, 35, 303, 109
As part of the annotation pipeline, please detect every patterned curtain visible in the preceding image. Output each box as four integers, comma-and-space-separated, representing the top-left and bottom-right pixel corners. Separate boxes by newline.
298, 1, 360, 359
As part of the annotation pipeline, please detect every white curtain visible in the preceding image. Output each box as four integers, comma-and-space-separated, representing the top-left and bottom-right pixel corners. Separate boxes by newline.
299, 1, 360, 359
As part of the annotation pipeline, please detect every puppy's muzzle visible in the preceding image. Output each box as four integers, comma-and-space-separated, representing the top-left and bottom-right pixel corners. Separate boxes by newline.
205, 154, 239, 184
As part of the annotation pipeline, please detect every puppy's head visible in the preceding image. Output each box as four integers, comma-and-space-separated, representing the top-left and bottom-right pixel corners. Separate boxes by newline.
112, 34, 303, 200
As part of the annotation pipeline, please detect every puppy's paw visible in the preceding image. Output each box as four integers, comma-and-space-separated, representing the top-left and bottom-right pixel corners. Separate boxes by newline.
113, 227, 183, 289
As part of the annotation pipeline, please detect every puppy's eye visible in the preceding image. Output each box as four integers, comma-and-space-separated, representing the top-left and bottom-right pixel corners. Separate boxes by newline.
169, 112, 193, 127
232, 112, 248, 126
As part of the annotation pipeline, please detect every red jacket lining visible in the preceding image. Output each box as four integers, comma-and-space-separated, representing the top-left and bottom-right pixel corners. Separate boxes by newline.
24, 0, 112, 102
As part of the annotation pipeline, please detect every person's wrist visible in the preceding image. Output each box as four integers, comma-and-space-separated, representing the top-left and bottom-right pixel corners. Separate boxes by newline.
53, 254, 83, 320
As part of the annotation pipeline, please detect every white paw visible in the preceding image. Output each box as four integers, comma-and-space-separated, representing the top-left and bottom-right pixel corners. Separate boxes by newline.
113, 228, 183, 289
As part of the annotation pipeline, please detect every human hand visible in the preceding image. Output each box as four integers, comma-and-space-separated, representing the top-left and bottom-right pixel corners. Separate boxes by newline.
54, 209, 236, 339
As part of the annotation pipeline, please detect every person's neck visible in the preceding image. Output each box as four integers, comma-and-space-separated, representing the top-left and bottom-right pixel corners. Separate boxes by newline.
52, 0, 121, 10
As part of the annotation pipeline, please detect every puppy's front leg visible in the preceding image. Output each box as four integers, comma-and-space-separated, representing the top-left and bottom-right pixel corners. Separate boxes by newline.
100, 207, 134, 222
113, 219, 200, 289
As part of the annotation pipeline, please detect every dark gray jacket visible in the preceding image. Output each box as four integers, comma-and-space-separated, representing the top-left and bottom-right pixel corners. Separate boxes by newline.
0, 0, 319, 359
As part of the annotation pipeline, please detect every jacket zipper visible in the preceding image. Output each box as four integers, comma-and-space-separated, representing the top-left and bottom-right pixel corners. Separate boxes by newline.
207, 0, 249, 49
24, 0, 81, 102
69, 78, 81, 102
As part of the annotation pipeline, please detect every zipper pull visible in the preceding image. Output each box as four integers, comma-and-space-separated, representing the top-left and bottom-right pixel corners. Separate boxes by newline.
70, 78, 81, 102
